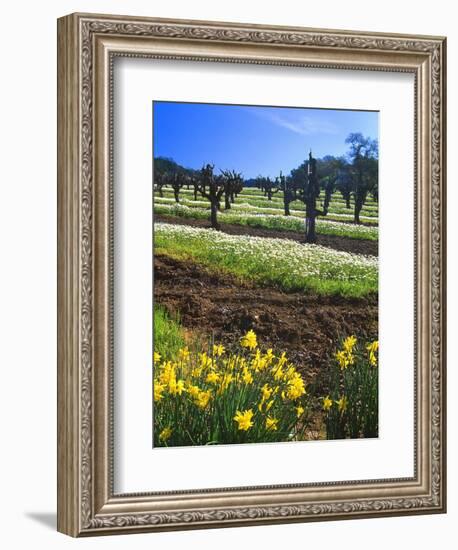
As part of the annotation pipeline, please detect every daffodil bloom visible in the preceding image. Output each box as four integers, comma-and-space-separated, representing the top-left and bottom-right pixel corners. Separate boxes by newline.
336, 350, 354, 370
266, 416, 279, 431
169, 377, 185, 396
240, 329, 257, 350
251, 349, 267, 371
284, 366, 298, 381
191, 366, 202, 378
322, 396, 333, 411
366, 340, 379, 353
265, 399, 274, 411
242, 367, 253, 385
258, 395, 274, 412
234, 409, 254, 431
178, 347, 190, 362
154, 381, 166, 402
336, 395, 348, 413
273, 364, 284, 381
159, 361, 174, 384
153, 351, 161, 363
366, 340, 379, 366
261, 384, 273, 401
187, 384, 201, 398
195, 390, 211, 409
217, 373, 234, 394
277, 352, 288, 367
286, 373, 306, 400
296, 405, 305, 418
264, 349, 275, 364
159, 426, 172, 442
343, 335, 357, 353
206, 371, 220, 384
199, 352, 213, 369
213, 344, 225, 357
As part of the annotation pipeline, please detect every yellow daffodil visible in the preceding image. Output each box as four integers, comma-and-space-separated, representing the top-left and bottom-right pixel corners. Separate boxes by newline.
218, 373, 233, 394
191, 366, 202, 378
187, 384, 200, 398
234, 409, 254, 431
159, 361, 174, 384
251, 349, 267, 371
343, 335, 357, 353
336, 395, 348, 413
159, 426, 172, 442
336, 350, 354, 370
273, 364, 284, 381
284, 366, 298, 381
195, 390, 211, 409
169, 377, 185, 396
178, 347, 190, 362
296, 405, 305, 418
213, 344, 225, 357
242, 367, 253, 385
366, 340, 379, 366
199, 352, 213, 369
153, 381, 166, 402
206, 371, 220, 384
286, 373, 306, 400
240, 329, 257, 350
153, 351, 161, 363
266, 416, 279, 431
261, 384, 273, 401
322, 396, 333, 411
264, 349, 275, 364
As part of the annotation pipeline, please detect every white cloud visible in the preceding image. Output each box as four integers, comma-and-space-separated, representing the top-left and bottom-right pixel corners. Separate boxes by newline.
250, 109, 339, 136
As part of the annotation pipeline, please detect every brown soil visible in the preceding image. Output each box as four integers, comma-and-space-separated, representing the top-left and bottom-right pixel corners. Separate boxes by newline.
154, 254, 378, 395
155, 214, 378, 256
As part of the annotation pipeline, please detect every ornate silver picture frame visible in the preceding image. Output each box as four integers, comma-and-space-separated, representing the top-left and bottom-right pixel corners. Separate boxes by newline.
57, 12, 446, 536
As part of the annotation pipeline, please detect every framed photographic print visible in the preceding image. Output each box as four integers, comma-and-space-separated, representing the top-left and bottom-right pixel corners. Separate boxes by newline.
57, 13, 446, 536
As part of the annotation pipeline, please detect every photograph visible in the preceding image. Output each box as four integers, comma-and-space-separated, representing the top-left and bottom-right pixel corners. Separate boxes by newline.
152, 101, 379, 447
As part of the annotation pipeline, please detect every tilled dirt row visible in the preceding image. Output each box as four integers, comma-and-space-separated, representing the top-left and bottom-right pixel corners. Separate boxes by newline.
154, 254, 378, 395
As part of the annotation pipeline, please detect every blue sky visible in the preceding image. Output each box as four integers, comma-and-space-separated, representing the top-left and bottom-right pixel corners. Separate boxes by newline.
153, 101, 378, 179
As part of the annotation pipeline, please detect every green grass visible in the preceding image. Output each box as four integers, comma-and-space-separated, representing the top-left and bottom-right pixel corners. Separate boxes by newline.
154, 223, 378, 298
154, 304, 186, 361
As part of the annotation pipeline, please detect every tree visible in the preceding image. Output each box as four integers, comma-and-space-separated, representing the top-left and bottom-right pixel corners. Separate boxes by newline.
170, 172, 184, 203
336, 168, 353, 208
154, 171, 166, 197
255, 176, 280, 200
296, 151, 327, 243
220, 170, 244, 210
190, 175, 200, 201
196, 164, 226, 229
154, 156, 200, 201
345, 133, 378, 224
320, 175, 335, 214
276, 171, 298, 216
